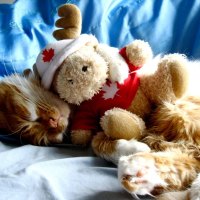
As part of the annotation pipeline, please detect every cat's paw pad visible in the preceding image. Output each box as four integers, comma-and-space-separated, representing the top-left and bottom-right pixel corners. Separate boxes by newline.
118, 153, 167, 196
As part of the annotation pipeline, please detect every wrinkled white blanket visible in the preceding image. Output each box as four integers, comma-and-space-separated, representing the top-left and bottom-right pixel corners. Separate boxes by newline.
0, 142, 146, 200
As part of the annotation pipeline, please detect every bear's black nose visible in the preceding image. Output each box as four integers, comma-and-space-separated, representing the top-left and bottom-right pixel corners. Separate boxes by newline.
82, 66, 88, 72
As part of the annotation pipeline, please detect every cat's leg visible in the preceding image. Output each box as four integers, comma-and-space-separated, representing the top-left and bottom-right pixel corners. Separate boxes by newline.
92, 132, 150, 164
156, 190, 190, 200
142, 135, 200, 159
141, 135, 186, 152
158, 174, 200, 200
118, 150, 200, 197
147, 97, 200, 145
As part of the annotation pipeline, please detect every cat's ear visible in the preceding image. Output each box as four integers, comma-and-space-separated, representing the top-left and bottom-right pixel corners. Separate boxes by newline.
23, 64, 41, 83
23, 68, 33, 78
23, 64, 39, 78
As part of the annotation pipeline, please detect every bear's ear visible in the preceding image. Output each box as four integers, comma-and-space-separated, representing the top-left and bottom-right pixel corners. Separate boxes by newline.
53, 4, 82, 40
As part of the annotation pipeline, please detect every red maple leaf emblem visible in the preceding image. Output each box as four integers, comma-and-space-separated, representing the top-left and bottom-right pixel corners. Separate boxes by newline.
42, 48, 54, 62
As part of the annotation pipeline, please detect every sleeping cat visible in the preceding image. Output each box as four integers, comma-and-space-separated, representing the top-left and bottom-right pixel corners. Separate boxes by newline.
0, 73, 71, 145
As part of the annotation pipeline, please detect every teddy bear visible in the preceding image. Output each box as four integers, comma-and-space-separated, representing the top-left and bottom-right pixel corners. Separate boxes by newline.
30, 4, 200, 200
33, 3, 189, 163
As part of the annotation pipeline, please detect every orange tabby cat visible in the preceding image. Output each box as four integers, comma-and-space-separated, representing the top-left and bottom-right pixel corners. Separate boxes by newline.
93, 96, 200, 199
0, 73, 71, 145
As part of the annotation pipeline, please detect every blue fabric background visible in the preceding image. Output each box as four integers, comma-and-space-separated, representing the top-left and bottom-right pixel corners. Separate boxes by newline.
0, 0, 200, 78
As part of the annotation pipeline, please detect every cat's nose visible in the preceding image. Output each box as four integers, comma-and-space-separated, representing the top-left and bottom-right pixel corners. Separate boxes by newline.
49, 117, 60, 128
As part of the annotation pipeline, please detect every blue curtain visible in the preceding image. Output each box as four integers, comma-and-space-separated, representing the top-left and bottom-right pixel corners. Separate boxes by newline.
0, 0, 200, 77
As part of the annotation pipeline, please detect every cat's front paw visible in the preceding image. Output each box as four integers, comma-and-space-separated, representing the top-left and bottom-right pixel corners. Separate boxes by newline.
118, 152, 167, 197
110, 139, 150, 164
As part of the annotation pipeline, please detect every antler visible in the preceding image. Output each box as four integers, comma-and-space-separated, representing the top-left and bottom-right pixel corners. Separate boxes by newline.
53, 4, 82, 40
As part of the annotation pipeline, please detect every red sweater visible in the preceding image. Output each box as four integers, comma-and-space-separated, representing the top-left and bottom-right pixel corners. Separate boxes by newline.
71, 47, 140, 131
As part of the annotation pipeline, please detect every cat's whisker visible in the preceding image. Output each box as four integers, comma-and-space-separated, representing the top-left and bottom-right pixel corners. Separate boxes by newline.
19, 132, 25, 145
146, 192, 155, 198
6, 122, 22, 135
10, 60, 17, 74
7, 123, 28, 144
36, 129, 49, 146
17, 88, 50, 111
14, 72, 24, 87
2, 131, 19, 136
8, 73, 24, 88
30, 89, 54, 110
4, 76, 50, 111
131, 193, 140, 200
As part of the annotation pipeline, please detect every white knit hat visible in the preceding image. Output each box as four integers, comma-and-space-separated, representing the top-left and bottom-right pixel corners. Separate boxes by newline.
36, 34, 98, 89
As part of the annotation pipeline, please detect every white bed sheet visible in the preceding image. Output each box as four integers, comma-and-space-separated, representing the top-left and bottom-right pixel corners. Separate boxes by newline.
0, 142, 150, 200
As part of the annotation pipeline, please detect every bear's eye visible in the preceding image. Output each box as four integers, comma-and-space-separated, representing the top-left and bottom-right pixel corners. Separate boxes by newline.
82, 66, 88, 72
67, 79, 73, 84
